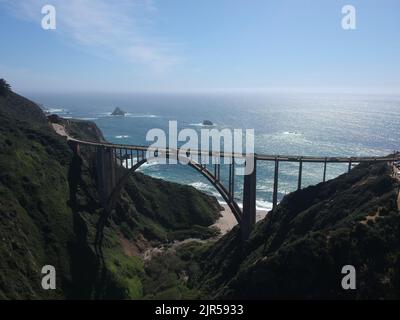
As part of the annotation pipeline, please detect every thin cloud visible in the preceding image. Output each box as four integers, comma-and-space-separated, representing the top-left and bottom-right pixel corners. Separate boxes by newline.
2, 0, 181, 73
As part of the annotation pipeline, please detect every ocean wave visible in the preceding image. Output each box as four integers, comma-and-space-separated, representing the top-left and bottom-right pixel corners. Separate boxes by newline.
189, 181, 220, 197
189, 180, 273, 211
189, 181, 210, 189
125, 113, 157, 118
45, 108, 69, 114
99, 112, 158, 118
77, 117, 98, 121
256, 200, 273, 211
115, 135, 130, 139
217, 199, 272, 212
122, 158, 162, 170
189, 123, 217, 127
282, 131, 302, 136
256, 184, 273, 192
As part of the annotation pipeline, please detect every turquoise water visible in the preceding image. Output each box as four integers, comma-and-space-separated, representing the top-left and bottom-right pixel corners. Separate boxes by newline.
28, 92, 400, 210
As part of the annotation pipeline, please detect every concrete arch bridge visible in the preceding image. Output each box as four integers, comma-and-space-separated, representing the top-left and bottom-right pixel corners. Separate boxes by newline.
68, 138, 399, 241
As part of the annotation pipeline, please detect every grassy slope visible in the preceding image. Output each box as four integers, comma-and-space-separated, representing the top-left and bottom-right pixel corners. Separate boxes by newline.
0, 91, 221, 299
197, 162, 400, 299
0, 92, 73, 299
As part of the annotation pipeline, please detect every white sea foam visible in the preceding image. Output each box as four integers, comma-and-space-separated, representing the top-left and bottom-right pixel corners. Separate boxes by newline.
122, 158, 162, 170
189, 181, 220, 197
125, 113, 157, 118
189, 181, 210, 189
256, 184, 274, 192
282, 131, 302, 136
189, 123, 217, 127
77, 117, 98, 121
256, 200, 273, 211
47, 108, 66, 113
217, 199, 272, 212
189, 180, 273, 212
115, 135, 130, 139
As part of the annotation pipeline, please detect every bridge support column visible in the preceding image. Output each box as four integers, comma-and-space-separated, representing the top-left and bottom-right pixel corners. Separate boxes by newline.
298, 159, 303, 190
96, 146, 116, 206
229, 159, 235, 200
272, 159, 279, 209
68, 140, 80, 156
242, 156, 256, 242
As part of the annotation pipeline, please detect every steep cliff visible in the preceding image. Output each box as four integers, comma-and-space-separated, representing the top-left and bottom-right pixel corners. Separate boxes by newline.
0, 91, 221, 299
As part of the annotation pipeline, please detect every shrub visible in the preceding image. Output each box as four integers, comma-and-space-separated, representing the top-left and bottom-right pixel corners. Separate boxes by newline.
0, 79, 11, 97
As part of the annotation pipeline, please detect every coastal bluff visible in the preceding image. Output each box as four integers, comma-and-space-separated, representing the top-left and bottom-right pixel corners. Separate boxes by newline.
0, 90, 221, 299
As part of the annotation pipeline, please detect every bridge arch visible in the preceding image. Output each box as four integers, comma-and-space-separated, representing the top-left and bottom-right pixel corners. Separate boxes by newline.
105, 154, 243, 224
68, 137, 398, 244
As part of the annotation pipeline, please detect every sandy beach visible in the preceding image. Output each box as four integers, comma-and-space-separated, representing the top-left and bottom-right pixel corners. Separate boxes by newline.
212, 204, 269, 235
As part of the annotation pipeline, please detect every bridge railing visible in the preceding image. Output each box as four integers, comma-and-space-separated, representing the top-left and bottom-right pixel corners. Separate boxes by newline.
68, 137, 399, 164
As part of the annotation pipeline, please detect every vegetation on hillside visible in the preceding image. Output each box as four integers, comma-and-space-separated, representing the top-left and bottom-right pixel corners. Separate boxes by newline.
196, 162, 400, 299
0, 79, 11, 97
0, 87, 221, 299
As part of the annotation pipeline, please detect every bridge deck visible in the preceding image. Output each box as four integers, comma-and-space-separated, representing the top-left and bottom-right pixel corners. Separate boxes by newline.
68, 137, 399, 163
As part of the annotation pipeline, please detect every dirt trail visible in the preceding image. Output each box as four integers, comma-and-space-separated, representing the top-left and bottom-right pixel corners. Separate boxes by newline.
51, 123, 68, 137
142, 206, 269, 261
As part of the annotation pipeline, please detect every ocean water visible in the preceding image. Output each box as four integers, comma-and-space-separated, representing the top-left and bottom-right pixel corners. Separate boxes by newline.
28, 92, 400, 211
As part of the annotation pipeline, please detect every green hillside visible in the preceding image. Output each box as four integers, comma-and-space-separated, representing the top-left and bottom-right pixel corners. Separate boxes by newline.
0, 90, 221, 299
197, 161, 400, 299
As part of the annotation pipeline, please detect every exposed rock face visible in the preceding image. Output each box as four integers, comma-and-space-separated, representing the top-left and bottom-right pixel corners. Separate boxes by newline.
111, 107, 126, 116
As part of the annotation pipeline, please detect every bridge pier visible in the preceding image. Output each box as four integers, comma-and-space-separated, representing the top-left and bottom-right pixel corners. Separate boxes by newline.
68, 140, 80, 156
242, 156, 257, 241
229, 159, 235, 200
272, 159, 279, 209
298, 159, 303, 190
95, 146, 116, 205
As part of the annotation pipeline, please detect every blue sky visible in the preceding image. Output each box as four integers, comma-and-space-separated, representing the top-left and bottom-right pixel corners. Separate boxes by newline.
0, 0, 399, 93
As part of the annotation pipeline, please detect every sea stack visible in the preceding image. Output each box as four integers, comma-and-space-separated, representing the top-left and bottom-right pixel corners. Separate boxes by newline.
111, 107, 126, 116
202, 120, 213, 126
